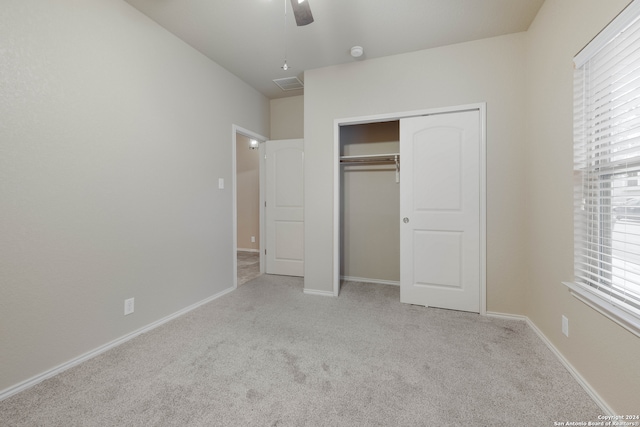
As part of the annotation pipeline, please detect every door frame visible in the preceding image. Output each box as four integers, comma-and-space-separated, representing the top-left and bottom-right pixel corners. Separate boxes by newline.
332, 103, 487, 314
232, 124, 268, 289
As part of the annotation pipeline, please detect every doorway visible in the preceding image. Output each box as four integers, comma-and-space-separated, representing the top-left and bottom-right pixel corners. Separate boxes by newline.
333, 104, 487, 314
232, 125, 267, 288
232, 127, 305, 288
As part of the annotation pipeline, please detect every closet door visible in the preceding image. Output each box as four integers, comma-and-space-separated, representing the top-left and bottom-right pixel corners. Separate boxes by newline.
400, 110, 481, 312
265, 139, 304, 276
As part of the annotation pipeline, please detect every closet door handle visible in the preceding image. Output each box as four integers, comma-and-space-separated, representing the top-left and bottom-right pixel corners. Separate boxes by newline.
403, 217, 409, 224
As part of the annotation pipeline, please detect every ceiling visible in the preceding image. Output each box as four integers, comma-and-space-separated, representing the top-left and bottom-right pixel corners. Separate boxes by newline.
123, 0, 545, 99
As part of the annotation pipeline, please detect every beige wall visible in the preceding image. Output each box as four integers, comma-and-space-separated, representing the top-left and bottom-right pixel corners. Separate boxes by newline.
340, 122, 400, 282
270, 96, 304, 139
304, 33, 529, 315
236, 135, 260, 251
525, 0, 639, 413
4, 0, 638, 413
0, 0, 269, 393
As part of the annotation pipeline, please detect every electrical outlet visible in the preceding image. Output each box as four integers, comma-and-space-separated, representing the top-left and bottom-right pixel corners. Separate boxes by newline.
124, 298, 135, 316
251, 236, 256, 243
562, 315, 569, 337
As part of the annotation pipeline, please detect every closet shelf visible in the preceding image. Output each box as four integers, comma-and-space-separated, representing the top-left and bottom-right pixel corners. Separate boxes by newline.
339, 153, 400, 163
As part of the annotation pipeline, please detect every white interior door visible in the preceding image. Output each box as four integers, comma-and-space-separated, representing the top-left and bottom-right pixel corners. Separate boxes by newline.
265, 139, 304, 276
400, 110, 481, 312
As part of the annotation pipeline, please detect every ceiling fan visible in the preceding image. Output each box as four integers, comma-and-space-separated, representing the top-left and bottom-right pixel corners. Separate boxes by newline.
290, 0, 314, 26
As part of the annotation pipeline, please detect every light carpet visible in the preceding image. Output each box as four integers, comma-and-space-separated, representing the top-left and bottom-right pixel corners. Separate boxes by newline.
0, 275, 601, 426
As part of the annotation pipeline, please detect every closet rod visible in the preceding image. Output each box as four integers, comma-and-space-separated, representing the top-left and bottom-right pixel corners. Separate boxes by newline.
340, 153, 400, 183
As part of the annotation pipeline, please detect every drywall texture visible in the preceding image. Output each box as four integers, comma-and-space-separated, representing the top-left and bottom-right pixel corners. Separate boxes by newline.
525, 0, 639, 413
304, 34, 528, 315
340, 122, 400, 282
0, 0, 269, 393
236, 134, 260, 251
270, 96, 304, 139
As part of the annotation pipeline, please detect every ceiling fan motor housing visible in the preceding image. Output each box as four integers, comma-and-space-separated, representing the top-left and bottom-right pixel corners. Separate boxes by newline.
290, 0, 314, 26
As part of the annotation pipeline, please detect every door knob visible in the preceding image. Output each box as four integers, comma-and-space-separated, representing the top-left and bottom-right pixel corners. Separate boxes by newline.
403, 217, 409, 223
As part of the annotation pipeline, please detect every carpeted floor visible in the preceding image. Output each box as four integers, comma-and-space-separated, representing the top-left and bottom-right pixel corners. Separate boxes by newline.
0, 275, 601, 426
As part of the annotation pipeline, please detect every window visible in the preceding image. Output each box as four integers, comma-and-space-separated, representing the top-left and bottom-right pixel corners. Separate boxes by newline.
570, 0, 640, 336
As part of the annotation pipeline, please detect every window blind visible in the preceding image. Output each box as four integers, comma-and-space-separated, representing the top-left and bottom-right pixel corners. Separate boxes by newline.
573, 0, 640, 321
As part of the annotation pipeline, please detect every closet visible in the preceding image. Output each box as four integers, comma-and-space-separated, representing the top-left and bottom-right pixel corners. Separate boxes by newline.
339, 121, 400, 285
335, 107, 484, 312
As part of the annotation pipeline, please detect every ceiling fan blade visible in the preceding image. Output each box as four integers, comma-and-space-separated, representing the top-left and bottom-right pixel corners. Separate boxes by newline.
290, 0, 314, 26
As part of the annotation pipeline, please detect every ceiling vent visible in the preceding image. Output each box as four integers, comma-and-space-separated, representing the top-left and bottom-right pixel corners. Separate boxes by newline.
273, 76, 304, 91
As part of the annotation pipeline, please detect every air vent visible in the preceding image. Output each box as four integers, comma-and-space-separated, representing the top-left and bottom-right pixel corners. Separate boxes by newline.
273, 76, 304, 91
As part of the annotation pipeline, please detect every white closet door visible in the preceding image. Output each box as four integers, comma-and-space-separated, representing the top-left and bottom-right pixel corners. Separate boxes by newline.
265, 139, 304, 276
400, 111, 481, 312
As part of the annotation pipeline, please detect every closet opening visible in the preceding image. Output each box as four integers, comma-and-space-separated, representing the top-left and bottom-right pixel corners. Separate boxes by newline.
339, 121, 401, 288
333, 104, 487, 311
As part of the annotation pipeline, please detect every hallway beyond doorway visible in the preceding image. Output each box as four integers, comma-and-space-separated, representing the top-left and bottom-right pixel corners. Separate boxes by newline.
237, 251, 260, 286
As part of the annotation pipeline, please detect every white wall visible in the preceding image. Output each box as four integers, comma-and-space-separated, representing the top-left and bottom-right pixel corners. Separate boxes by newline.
304, 34, 528, 315
525, 0, 639, 413
0, 0, 269, 393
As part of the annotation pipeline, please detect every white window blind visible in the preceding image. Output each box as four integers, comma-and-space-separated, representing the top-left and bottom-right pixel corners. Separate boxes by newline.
573, 0, 640, 328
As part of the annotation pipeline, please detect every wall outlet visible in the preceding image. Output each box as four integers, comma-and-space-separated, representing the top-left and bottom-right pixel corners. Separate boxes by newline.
562, 315, 569, 337
251, 236, 256, 243
124, 298, 135, 316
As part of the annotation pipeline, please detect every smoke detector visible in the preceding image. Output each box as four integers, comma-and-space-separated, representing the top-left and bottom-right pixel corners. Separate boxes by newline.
350, 46, 364, 58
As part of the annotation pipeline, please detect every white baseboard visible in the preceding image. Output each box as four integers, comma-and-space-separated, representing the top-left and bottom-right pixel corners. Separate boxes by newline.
486, 311, 528, 322
303, 288, 336, 297
524, 317, 614, 415
1, 290, 615, 416
487, 311, 613, 415
0, 286, 235, 402
237, 248, 259, 253
340, 276, 400, 286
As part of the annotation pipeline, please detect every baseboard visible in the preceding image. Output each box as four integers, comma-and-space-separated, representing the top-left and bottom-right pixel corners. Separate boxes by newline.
524, 318, 614, 415
486, 311, 528, 322
340, 276, 399, 286
0, 286, 235, 402
487, 311, 613, 415
303, 288, 336, 297
1, 291, 615, 415
237, 248, 259, 253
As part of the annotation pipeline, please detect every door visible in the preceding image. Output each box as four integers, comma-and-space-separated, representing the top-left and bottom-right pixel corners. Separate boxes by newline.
400, 110, 481, 312
265, 139, 304, 276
